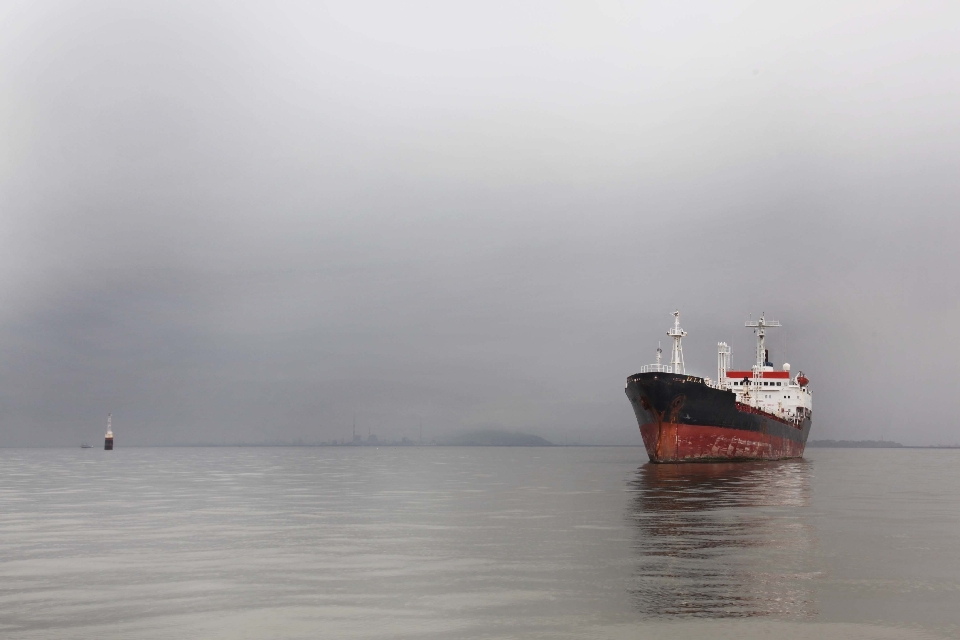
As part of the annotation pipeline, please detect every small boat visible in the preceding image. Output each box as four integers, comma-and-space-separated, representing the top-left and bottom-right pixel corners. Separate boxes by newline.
80, 442, 92, 449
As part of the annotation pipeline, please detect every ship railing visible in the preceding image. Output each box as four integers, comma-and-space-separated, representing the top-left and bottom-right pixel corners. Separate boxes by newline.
639, 364, 672, 373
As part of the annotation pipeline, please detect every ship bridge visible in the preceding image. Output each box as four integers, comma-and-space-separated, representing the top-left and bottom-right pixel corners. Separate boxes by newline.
717, 314, 812, 422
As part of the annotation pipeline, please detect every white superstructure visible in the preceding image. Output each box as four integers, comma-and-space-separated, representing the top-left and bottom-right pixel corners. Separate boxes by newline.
715, 313, 812, 423
636, 310, 812, 424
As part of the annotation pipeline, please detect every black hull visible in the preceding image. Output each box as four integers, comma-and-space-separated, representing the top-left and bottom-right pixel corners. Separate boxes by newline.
625, 372, 811, 462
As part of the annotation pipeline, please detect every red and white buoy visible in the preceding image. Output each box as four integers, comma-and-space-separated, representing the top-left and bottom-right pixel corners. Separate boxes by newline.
104, 414, 114, 450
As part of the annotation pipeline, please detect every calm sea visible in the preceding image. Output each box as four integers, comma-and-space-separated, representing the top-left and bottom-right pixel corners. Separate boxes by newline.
0, 447, 957, 639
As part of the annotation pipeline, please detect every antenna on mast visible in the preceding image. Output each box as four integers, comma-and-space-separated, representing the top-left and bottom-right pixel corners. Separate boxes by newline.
640, 340, 670, 374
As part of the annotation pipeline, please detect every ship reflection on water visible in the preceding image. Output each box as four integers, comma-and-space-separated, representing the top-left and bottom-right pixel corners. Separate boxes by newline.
627, 461, 817, 619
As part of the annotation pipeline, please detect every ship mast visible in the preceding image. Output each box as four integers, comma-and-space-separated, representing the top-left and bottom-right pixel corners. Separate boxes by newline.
639, 342, 669, 374
745, 313, 780, 385
667, 310, 686, 375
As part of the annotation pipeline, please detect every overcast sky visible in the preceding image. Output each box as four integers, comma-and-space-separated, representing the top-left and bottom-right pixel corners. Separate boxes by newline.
1, 1, 958, 446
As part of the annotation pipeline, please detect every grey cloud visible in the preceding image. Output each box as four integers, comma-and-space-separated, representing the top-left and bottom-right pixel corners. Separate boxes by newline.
1, 1, 958, 446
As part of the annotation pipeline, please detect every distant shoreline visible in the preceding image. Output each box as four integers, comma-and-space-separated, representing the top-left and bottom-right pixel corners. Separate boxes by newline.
807, 439, 960, 449
808, 439, 904, 448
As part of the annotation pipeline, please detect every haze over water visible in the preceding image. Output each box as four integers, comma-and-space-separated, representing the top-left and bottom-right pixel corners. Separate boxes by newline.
1, 447, 956, 639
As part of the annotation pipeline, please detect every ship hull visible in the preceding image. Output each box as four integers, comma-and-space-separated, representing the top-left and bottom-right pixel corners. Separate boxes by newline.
626, 372, 810, 463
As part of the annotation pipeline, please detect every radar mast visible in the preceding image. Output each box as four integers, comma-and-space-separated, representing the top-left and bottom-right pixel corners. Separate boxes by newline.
745, 313, 780, 387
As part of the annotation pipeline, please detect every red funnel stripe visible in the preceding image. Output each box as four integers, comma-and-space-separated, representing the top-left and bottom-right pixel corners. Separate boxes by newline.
725, 371, 789, 379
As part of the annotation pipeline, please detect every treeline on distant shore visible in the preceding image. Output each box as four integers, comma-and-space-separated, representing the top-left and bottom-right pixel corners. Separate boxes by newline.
169, 429, 556, 447
807, 439, 903, 448
438, 429, 553, 446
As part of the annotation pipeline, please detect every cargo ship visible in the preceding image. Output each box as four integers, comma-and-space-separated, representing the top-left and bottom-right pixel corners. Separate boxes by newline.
625, 312, 811, 462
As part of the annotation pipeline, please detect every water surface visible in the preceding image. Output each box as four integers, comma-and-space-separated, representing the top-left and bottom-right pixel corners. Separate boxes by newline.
0, 447, 956, 639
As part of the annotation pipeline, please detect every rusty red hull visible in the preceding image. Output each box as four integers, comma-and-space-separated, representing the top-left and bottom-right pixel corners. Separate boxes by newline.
626, 372, 811, 463
638, 421, 805, 462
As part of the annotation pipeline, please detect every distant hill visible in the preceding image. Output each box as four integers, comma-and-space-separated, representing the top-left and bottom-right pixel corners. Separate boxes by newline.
807, 439, 903, 448
440, 429, 553, 446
